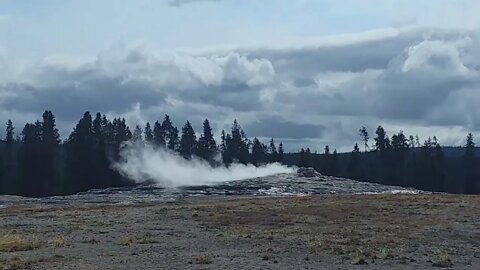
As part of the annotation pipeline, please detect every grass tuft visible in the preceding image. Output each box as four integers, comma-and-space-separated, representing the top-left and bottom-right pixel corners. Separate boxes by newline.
0, 233, 41, 252
0, 257, 33, 270
195, 254, 213, 265
50, 238, 66, 248
432, 252, 453, 268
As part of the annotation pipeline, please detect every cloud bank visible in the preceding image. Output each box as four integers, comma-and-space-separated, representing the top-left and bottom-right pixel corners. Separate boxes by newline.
168, 0, 222, 7
1, 27, 479, 151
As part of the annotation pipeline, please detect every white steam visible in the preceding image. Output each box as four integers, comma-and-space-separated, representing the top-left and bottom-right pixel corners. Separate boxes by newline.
113, 143, 294, 187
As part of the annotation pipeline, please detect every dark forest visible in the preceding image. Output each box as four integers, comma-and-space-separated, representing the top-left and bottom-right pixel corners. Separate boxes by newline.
0, 111, 479, 197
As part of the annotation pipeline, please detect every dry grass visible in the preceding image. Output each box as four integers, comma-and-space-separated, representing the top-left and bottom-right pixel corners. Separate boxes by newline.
120, 233, 159, 246
195, 254, 213, 265
0, 257, 33, 270
0, 233, 41, 252
432, 252, 454, 268
50, 238, 66, 248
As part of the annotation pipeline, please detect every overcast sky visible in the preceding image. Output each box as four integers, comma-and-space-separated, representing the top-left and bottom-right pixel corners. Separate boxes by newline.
1, 0, 480, 152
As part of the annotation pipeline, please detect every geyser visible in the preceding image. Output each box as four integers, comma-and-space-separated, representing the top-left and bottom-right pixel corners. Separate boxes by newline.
113, 142, 294, 187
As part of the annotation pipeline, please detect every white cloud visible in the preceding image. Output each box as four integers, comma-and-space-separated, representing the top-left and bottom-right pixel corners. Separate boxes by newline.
0, 14, 9, 23
1, 27, 480, 151
167, 0, 221, 7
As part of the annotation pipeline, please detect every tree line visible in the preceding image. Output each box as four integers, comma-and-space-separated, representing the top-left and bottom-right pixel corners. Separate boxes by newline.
291, 126, 480, 194
0, 111, 285, 197
0, 111, 479, 197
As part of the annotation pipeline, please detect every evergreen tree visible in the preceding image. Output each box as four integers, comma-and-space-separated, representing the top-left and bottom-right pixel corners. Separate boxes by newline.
268, 138, 278, 163
251, 138, 267, 166
415, 135, 421, 148
5, 120, 14, 158
40, 111, 61, 195
220, 130, 233, 165
66, 112, 95, 192
298, 147, 314, 168
179, 121, 197, 158
374, 126, 389, 152
132, 125, 143, 143
464, 133, 477, 194
347, 144, 364, 180
229, 120, 250, 164
277, 142, 285, 164
162, 115, 179, 150
113, 118, 132, 149
390, 131, 409, 186
359, 126, 369, 152
92, 113, 115, 189
3, 120, 15, 193
153, 121, 165, 148
332, 149, 338, 176
197, 119, 217, 162
168, 126, 179, 151
144, 122, 154, 143
321, 145, 332, 175
408, 135, 416, 149
305, 148, 312, 167
434, 143, 446, 191
299, 148, 307, 167
18, 122, 42, 196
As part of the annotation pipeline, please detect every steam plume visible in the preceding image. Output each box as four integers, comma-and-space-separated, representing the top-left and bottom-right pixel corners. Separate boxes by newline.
113, 142, 294, 187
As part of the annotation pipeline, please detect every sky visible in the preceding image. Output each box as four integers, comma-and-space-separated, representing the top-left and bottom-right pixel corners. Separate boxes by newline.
1, 0, 480, 152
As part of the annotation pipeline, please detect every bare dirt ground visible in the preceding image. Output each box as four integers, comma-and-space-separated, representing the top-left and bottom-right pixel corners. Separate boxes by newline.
1, 194, 480, 269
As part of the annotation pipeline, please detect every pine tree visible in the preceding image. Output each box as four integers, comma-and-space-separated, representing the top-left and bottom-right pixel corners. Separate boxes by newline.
168, 126, 179, 151
305, 148, 312, 167
153, 121, 165, 148
18, 122, 42, 196
299, 148, 307, 167
332, 149, 338, 176
374, 126, 389, 152
434, 143, 446, 191
408, 135, 416, 149
144, 122, 154, 143
3, 120, 15, 193
251, 138, 267, 166
179, 121, 197, 158
197, 119, 217, 162
268, 138, 278, 163
221, 130, 233, 165
359, 126, 369, 152
277, 142, 285, 164
113, 118, 132, 149
347, 144, 364, 180
464, 133, 477, 194
67, 112, 95, 193
322, 145, 331, 175
40, 110, 61, 195
162, 115, 178, 150
92, 113, 115, 189
132, 125, 143, 143
230, 120, 250, 164
390, 131, 409, 186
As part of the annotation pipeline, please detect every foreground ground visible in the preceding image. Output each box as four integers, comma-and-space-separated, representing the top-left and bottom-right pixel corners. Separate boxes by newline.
1, 194, 479, 269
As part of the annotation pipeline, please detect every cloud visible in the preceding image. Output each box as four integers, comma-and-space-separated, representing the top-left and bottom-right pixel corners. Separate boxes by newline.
0, 14, 9, 23
1, 27, 480, 151
245, 116, 325, 139
168, 0, 221, 7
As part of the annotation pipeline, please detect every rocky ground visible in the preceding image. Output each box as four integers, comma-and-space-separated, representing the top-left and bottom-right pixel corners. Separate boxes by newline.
1, 194, 480, 269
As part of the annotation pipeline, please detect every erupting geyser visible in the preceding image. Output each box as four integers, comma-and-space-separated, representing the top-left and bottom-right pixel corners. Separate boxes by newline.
113, 142, 295, 187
